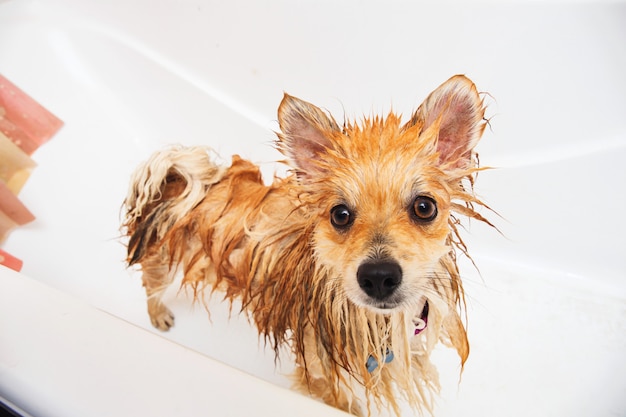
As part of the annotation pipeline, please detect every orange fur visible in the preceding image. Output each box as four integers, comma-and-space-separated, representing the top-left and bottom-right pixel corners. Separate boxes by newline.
122, 75, 492, 416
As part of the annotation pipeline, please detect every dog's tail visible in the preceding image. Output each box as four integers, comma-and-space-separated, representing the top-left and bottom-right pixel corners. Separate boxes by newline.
122, 145, 226, 265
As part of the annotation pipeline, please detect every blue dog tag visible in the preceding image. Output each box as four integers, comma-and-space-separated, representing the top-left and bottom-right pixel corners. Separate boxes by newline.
366, 349, 394, 373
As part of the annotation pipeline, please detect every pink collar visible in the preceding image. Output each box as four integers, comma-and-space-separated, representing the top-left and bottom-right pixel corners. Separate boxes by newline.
413, 300, 429, 336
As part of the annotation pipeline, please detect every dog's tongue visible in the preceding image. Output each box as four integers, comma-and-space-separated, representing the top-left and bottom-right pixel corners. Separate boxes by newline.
413, 300, 429, 335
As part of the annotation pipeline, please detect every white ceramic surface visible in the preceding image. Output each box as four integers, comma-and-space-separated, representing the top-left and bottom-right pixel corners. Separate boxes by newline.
1, 1, 625, 416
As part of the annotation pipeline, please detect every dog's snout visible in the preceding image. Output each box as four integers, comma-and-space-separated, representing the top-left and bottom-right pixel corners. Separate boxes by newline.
357, 261, 402, 301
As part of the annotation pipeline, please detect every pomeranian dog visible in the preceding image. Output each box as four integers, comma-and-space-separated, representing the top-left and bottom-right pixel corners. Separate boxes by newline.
122, 75, 492, 416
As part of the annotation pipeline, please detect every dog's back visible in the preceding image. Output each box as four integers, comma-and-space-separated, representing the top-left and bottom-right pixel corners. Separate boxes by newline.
123, 149, 313, 334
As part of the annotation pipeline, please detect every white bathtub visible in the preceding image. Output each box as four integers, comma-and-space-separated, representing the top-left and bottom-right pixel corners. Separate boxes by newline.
1, 1, 625, 416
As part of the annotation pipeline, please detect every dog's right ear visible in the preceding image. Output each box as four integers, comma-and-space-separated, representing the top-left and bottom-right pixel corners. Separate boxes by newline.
277, 93, 339, 178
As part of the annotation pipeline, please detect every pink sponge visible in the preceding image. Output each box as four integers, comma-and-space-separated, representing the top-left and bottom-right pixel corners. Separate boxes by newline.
0, 74, 63, 155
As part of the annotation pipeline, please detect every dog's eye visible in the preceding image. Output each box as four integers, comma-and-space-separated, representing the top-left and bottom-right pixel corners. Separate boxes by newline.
330, 204, 353, 229
411, 196, 437, 222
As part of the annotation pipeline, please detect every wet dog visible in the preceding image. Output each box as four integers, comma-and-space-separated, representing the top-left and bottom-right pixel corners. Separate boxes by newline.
122, 75, 492, 415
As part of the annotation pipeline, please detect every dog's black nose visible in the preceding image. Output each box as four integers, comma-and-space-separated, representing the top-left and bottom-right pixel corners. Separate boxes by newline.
357, 261, 402, 301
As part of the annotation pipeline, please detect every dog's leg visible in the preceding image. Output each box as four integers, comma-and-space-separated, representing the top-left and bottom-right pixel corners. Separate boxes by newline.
293, 364, 362, 416
292, 328, 363, 416
141, 249, 176, 331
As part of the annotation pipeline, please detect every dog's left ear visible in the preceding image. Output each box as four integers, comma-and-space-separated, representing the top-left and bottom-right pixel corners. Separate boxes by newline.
277, 93, 340, 178
407, 75, 486, 169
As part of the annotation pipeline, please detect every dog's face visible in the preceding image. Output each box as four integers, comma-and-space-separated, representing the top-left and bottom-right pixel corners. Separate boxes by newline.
278, 76, 485, 314
310, 137, 454, 313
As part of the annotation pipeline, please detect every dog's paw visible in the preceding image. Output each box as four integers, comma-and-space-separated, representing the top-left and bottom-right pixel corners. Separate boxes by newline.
147, 299, 175, 331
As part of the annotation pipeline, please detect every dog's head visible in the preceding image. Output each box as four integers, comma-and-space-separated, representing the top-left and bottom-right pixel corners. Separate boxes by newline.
277, 75, 487, 315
